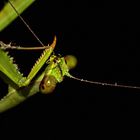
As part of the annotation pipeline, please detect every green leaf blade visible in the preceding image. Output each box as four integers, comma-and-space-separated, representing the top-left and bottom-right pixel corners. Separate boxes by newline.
0, 0, 35, 31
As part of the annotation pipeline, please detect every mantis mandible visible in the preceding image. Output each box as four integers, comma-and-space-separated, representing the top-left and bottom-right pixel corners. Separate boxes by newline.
0, 0, 140, 113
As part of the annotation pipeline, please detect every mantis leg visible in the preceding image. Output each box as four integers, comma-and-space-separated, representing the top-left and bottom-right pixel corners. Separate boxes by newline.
0, 71, 44, 113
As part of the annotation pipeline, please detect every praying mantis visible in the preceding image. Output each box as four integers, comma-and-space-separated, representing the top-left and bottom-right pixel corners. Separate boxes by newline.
0, 35, 78, 113
0, 0, 79, 113
0, 0, 140, 113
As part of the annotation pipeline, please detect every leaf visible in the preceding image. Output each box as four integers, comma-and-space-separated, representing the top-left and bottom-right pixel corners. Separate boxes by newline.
0, 0, 35, 31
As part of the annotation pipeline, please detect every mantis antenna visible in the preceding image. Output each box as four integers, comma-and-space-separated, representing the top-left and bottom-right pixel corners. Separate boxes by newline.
69, 75, 140, 89
8, 0, 48, 50
8, 0, 140, 90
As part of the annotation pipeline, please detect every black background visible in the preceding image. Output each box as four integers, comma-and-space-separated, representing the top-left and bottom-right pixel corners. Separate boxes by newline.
0, 0, 140, 137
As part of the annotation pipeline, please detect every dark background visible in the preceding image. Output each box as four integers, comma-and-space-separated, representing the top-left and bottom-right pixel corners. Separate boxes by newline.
0, 0, 140, 137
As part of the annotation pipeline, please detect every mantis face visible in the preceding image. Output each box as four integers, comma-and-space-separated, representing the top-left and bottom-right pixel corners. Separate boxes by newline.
39, 55, 77, 94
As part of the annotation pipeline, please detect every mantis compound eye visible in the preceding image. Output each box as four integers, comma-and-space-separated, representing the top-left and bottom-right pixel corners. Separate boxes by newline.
39, 75, 58, 94
64, 55, 77, 70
